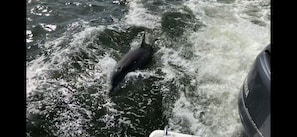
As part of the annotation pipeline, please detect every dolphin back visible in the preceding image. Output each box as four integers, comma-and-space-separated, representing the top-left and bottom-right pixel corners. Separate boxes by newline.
109, 31, 154, 96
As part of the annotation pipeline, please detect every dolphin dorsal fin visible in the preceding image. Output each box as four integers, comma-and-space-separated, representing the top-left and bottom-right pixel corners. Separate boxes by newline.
140, 32, 154, 52
141, 32, 146, 48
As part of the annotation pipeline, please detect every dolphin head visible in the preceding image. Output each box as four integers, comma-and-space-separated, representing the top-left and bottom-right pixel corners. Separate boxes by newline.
109, 66, 127, 96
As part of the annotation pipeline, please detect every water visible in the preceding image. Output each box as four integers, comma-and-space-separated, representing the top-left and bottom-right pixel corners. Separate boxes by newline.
26, 0, 270, 136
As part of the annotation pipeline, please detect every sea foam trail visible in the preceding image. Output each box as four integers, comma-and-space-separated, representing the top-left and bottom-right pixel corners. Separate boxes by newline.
26, 22, 105, 95
160, 0, 270, 136
124, 0, 161, 29
26, 23, 123, 136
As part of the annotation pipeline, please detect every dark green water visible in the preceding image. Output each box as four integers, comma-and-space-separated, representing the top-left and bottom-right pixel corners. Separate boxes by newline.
26, 0, 270, 136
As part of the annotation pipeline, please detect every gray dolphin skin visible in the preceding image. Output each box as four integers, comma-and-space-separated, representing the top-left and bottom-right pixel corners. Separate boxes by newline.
109, 32, 153, 96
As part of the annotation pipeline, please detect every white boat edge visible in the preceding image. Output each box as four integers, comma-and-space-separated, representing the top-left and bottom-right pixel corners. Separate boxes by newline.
149, 130, 200, 137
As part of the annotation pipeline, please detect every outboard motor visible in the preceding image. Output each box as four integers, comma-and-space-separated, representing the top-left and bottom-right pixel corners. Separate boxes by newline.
238, 44, 271, 137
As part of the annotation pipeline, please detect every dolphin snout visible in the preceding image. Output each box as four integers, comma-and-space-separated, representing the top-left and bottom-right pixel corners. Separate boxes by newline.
109, 86, 114, 94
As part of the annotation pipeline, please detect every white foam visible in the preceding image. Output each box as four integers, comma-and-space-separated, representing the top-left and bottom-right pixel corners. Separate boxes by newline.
30, 4, 52, 16
124, 0, 161, 29
54, 107, 91, 136
125, 70, 153, 82
27, 22, 126, 136
69, 26, 105, 47
159, 0, 270, 136
39, 23, 57, 32
99, 55, 117, 76
156, 46, 199, 85
26, 52, 50, 95
26, 30, 33, 43
26, 24, 106, 96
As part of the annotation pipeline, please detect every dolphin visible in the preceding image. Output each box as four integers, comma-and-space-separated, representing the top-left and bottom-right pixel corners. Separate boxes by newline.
109, 32, 154, 96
